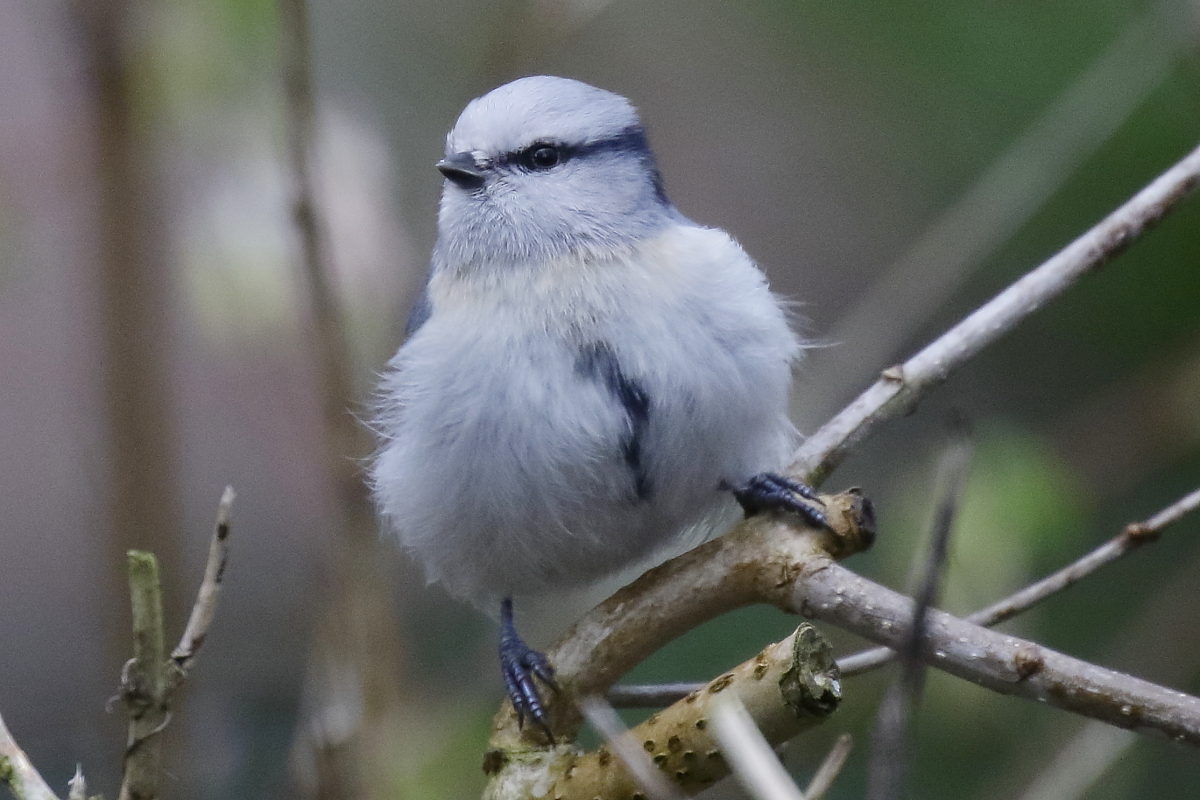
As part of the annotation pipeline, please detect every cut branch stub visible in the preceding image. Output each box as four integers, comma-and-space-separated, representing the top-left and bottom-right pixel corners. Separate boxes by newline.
483, 624, 841, 800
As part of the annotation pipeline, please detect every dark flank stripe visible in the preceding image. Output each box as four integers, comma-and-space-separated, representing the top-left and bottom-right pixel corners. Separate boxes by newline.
575, 341, 652, 500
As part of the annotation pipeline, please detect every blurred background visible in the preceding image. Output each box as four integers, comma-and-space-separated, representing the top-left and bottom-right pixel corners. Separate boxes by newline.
1, 0, 1199, 798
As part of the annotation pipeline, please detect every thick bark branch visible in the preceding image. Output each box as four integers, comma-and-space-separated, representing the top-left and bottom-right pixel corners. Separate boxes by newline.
485, 624, 841, 800
483, 491, 1200, 797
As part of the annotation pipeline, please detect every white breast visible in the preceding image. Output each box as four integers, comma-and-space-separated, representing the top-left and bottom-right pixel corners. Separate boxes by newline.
370, 224, 801, 605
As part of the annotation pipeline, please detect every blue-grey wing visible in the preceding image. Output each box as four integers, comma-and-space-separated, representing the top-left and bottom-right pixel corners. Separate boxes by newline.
403, 281, 432, 338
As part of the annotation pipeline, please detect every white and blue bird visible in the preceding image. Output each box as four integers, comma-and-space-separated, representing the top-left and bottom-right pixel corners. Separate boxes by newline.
370, 76, 827, 735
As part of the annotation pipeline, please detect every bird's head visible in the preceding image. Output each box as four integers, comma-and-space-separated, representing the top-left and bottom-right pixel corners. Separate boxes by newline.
432, 76, 675, 275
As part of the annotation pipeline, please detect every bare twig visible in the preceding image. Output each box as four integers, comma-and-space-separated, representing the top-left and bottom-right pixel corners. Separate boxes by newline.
277, 0, 369, 487
579, 697, 685, 800
791, 141, 1200, 487
803, 734, 852, 800
170, 486, 235, 680
1014, 724, 1137, 800
799, 1, 1184, 424
611, 404, 1200, 716
709, 696, 807, 800
609, 683, 707, 708
0, 711, 62, 800
1123, 486, 1200, 539
838, 484, 1200, 676
118, 489, 236, 800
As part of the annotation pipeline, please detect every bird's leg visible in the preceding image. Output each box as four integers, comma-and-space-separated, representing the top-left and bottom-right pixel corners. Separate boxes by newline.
498, 597, 558, 741
724, 472, 832, 530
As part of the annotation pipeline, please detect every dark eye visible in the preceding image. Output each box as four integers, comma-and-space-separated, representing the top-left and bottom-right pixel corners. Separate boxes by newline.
522, 144, 561, 171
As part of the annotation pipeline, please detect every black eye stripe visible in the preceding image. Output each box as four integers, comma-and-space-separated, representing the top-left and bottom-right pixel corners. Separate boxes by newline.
501, 125, 654, 170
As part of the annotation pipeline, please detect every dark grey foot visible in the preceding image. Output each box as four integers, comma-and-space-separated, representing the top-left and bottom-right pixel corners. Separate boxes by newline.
499, 598, 557, 741
725, 472, 832, 530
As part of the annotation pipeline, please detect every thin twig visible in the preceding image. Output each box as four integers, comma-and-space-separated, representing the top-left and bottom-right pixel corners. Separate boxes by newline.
0, 711, 62, 800
791, 141, 1200, 487
118, 489, 236, 800
709, 696, 807, 800
803, 734, 852, 800
487, 498, 1200, 797
1015, 723, 1137, 800
838, 484, 1200, 676
608, 683, 706, 708
799, 1, 1183, 424
277, 0, 370, 489
865, 434, 971, 800
171, 485, 235, 680
579, 697, 685, 800
610, 484, 1200, 711
277, 3, 408, 796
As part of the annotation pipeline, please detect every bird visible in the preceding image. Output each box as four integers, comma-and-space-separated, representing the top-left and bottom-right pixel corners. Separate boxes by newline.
369, 75, 828, 737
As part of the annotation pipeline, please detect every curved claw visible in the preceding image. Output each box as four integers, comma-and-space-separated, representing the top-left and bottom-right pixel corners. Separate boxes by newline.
725, 472, 832, 531
499, 599, 558, 741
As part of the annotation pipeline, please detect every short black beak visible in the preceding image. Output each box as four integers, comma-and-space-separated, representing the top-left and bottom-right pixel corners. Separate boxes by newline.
436, 151, 485, 190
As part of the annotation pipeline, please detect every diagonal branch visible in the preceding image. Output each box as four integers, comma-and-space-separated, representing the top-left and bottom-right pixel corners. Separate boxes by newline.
838, 484, 1200, 676
485, 495, 1200, 798
792, 559, 1200, 745
170, 486, 235, 682
791, 141, 1200, 487
0, 711, 62, 800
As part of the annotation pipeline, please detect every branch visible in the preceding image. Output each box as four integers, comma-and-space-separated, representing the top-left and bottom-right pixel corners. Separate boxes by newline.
803, 734, 852, 800
865, 433, 970, 800
277, 0, 371, 491
838, 484, 1200, 676
170, 486, 235, 681
0, 712, 62, 800
118, 551, 169, 800
790, 141, 1200, 487
485, 489, 1200, 797
119, 489, 235, 800
484, 624, 842, 800
792, 560, 1200, 745
495, 491, 872, 745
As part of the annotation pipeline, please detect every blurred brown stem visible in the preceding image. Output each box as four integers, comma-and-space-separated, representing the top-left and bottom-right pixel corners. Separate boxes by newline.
276, 0, 409, 797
